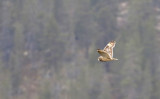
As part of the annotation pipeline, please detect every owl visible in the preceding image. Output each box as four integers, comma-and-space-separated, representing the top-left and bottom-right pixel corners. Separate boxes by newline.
97, 41, 118, 62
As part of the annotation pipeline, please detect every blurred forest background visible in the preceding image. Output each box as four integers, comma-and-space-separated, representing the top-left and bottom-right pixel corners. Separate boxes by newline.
0, 0, 160, 99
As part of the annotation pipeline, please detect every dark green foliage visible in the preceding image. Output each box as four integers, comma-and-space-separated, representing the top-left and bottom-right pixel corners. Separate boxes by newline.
0, 0, 160, 99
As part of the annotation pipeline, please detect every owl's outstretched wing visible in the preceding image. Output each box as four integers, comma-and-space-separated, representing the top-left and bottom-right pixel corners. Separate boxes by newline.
103, 41, 116, 50
103, 41, 116, 57
97, 49, 111, 59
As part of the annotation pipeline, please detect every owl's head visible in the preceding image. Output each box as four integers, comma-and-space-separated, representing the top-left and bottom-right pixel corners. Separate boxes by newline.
98, 56, 103, 61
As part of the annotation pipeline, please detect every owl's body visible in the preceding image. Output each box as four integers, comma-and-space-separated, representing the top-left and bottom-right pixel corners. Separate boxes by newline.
97, 41, 118, 62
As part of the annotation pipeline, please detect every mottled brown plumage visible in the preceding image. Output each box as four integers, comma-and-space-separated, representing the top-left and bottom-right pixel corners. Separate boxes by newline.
97, 41, 118, 62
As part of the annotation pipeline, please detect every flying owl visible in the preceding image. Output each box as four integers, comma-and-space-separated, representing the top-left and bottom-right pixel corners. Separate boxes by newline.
97, 41, 118, 62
